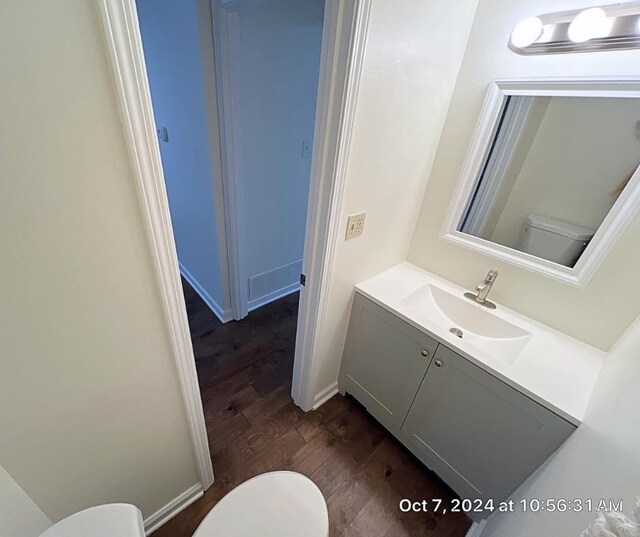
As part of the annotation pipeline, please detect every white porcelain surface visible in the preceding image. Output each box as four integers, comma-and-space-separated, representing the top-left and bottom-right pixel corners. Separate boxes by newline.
193, 471, 328, 537
39, 504, 144, 537
399, 284, 532, 364
356, 263, 605, 425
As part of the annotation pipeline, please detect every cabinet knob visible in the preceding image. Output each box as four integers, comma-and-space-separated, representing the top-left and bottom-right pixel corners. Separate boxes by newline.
434, 359, 443, 367
421, 349, 430, 358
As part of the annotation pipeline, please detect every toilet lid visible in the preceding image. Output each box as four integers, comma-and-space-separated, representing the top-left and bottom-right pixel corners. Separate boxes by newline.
193, 471, 328, 537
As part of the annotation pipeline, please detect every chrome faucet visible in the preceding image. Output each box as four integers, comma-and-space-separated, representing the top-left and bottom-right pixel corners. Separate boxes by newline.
464, 270, 498, 309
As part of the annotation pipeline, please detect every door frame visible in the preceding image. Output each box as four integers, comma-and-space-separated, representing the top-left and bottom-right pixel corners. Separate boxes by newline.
460, 96, 536, 236
97, 0, 372, 493
208, 5, 248, 320
97, 0, 215, 490
292, 0, 372, 411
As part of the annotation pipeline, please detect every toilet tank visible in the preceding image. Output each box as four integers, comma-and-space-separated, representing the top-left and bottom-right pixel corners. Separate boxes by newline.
39, 505, 145, 537
517, 214, 595, 267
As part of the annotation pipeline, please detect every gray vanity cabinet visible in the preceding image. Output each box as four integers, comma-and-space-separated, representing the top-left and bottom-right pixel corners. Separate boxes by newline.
340, 293, 576, 505
400, 344, 575, 503
340, 294, 439, 432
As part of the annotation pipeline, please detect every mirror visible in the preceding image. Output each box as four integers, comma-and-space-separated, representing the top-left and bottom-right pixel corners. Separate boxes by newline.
459, 95, 640, 267
442, 78, 640, 287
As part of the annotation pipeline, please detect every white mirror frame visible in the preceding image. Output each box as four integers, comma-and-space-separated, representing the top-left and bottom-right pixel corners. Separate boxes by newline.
441, 76, 640, 288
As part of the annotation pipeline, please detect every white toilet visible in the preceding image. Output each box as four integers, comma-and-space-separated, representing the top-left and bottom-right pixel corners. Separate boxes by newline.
517, 213, 595, 267
39, 471, 329, 537
39, 504, 144, 537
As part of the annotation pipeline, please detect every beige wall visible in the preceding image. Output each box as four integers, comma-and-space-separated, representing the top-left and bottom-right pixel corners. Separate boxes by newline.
0, 0, 199, 522
0, 465, 51, 537
490, 97, 640, 248
308, 0, 480, 397
483, 314, 640, 536
408, 0, 640, 351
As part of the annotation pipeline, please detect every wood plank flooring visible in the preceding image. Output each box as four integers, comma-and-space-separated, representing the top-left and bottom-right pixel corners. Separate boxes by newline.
152, 280, 471, 536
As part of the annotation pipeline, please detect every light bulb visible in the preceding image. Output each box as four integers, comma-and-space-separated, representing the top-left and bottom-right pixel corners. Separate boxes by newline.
511, 16, 544, 48
568, 8, 611, 43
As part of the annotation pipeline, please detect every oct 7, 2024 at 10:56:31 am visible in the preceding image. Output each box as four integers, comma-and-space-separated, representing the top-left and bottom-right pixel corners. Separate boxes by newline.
398, 497, 625, 516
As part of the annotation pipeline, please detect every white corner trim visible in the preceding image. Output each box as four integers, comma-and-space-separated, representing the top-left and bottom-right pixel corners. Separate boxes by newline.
211, 6, 249, 320
465, 520, 487, 537
441, 76, 640, 289
312, 381, 339, 410
292, 0, 373, 412
144, 483, 204, 535
179, 262, 232, 323
196, 0, 235, 329
97, 0, 214, 489
248, 282, 301, 312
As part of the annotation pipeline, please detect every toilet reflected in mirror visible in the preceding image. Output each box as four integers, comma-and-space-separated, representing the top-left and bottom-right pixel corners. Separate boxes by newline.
516, 214, 593, 268
458, 95, 640, 268
442, 78, 640, 287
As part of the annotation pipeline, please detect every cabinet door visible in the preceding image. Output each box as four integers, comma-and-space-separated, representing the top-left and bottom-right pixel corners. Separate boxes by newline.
340, 294, 439, 432
401, 345, 575, 502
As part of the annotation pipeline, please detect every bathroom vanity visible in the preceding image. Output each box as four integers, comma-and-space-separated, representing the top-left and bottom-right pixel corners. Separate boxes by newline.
339, 263, 604, 511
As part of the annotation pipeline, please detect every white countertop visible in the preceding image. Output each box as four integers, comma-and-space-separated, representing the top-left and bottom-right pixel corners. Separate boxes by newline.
355, 262, 605, 426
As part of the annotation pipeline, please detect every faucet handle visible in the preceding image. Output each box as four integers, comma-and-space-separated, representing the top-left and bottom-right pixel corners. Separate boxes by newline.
486, 269, 498, 283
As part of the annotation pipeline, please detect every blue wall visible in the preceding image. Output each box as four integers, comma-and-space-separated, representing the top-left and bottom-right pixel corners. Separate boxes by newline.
237, 0, 325, 294
137, 0, 227, 313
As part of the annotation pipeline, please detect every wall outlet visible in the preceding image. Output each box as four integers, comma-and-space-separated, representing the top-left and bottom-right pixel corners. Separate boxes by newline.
346, 212, 366, 240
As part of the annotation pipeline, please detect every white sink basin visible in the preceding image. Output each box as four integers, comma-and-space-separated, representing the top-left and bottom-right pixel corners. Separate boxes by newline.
398, 284, 532, 364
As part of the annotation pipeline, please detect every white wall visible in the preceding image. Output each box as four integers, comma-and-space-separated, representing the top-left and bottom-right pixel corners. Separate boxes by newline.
232, 0, 324, 304
137, 0, 230, 314
307, 0, 480, 398
0, 466, 50, 537
490, 97, 640, 248
409, 0, 640, 351
482, 314, 640, 536
0, 0, 200, 522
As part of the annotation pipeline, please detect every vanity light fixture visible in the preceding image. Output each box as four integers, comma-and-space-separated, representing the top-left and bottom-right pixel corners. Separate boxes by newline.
510, 2, 640, 54
511, 16, 544, 48
567, 8, 611, 43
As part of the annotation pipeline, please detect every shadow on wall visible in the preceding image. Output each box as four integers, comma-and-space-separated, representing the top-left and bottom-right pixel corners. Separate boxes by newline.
481, 315, 640, 536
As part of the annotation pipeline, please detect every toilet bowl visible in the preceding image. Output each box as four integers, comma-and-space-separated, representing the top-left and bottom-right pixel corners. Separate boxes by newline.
39, 471, 329, 537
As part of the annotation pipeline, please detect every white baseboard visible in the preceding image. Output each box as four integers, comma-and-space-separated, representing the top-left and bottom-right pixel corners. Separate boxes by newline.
179, 262, 232, 323
247, 281, 300, 312
312, 381, 339, 410
466, 520, 487, 537
144, 483, 203, 535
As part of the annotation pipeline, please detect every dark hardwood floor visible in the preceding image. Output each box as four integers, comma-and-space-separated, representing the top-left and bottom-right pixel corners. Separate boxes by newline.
153, 280, 471, 537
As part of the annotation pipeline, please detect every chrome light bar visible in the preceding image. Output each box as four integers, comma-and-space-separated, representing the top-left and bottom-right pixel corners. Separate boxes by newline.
510, 2, 640, 55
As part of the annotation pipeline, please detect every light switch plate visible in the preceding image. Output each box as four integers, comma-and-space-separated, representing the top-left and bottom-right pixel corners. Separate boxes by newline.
346, 212, 366, 240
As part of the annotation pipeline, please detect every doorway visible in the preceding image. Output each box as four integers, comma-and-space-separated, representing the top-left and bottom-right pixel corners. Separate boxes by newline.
98, 0, 370, 491
135, 0, 325, 324
134, 0, 326, 461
